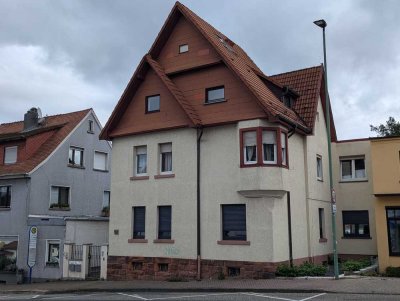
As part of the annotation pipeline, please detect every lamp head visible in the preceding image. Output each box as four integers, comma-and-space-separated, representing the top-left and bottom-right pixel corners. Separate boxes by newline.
313, 19, 327, 29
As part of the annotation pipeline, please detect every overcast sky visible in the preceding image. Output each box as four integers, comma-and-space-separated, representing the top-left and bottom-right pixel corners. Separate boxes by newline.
0, 0, 399, 139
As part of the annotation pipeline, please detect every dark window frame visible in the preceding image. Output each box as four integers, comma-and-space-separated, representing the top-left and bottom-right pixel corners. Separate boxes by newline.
133, 206, 146, 239
205, 86, 225, 104
50, 186, 70, 209
342, 210, 370, 239
145, 94, 160, 114
222, 204, 247, 241
0, 185, 11, 208
386, 207, 400, 256
88, 120, 94, 134
68, 146, 84, 167
318, 208, 325, 239
158, 206, 172, 240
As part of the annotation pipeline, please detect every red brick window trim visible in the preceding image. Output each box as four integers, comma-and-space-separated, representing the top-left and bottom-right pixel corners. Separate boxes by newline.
153, 239, 175, 244
240, 127, 288, 168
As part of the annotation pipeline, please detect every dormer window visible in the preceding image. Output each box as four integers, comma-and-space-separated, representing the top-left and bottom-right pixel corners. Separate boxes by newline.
205, 86, 225, 104
179, 44, 189, 53
4, 146, 17, 164
283, 95, 295, 109
146, 95, 160, 113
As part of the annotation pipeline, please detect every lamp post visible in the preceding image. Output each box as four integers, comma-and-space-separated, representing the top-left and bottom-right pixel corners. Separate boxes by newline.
314, 19, 339, 280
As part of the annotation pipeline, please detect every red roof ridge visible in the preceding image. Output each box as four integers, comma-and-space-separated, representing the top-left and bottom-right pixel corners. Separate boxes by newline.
270, 65, 322, 78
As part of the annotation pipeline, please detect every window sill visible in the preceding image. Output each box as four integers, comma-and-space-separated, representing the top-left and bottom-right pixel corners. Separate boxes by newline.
67, 164, 85, 169
154, 174, 175, 179
319, 238, 328, 243
145, 110, 160, 114
317, 178, 324, 182
128, 239, 148, 243
49, 207, 70, 211
204, 99, 227, 105
45, 263, 60, 268
153, 239, 175, 244
217, 240, 250, 246
341, 236, 372, 240
339, 179, 368, 183
130, 176, 149, 181
0, 207, 11, 211
240, 163, 289, 169
93, 168, 109, 173
87, 130, 95, 134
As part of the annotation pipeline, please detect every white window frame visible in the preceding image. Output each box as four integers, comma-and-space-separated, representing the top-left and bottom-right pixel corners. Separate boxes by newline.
179, 44, 189, 53
4, 146, 18, 164
262, 130, 277, 164
159, 143, 173, 174
316, 155, 323, 181
340, 156, 367, 181
243, 131, 257, 165
45, 239, 61, 266
68, 146, 84, 167
102, 190, 110, 209
135, 146, 147, 176
49, 185, 71, 209
93, 150, 108, 171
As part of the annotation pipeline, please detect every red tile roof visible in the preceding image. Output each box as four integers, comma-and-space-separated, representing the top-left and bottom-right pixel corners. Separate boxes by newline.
0, 109, 90, 177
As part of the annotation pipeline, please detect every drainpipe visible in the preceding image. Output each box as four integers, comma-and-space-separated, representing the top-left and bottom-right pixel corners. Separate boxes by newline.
196, 127, 203, 281
287, 191, 293, 267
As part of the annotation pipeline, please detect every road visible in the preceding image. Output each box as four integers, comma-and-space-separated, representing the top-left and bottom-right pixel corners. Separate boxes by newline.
0, 292, 400, 301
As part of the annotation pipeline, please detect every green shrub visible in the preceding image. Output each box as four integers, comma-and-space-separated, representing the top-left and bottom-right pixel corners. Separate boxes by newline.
341, 259, 370, 272
386, 267, 400, 277
276, 262, 327, 277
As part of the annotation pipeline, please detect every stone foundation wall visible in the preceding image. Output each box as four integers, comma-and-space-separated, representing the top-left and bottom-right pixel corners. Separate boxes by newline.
107, 254, 330, 280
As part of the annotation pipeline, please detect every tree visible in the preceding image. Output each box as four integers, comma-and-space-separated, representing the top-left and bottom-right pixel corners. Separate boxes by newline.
370, 117, 400, 137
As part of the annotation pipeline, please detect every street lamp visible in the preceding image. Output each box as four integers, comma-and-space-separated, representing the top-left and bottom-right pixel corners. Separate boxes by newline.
314, 19, 340, 280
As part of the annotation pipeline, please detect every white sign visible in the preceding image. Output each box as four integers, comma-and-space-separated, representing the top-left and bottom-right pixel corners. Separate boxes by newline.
332, 204, 337, 214
27, 226, 38, 268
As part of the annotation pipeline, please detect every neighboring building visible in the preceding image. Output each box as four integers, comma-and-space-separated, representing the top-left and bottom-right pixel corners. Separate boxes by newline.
0, 108, 111, 281
371, 136, 400, 272
101, 2, 337, 280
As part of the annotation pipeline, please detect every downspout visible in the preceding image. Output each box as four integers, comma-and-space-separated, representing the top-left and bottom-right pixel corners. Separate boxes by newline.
196, 127, 203, 281
287, 191, 293, 267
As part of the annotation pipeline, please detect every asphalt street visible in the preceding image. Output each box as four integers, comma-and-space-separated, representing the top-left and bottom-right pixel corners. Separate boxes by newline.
1, 292, 400, 301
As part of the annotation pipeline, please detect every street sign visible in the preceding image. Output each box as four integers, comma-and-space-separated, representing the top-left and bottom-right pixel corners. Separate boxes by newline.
27, 226, 38, 268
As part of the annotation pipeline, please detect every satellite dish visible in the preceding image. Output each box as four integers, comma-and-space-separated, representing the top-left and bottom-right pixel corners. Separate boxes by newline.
37, 107, 45, 125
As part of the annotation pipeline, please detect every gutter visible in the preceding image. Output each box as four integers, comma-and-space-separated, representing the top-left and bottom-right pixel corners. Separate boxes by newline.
0, 173, 30, 180
277, 115, 310, 135
196, 127, 203, 281
287, 191, 293, 267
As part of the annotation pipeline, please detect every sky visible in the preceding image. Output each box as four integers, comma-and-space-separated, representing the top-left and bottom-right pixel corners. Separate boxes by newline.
0, 0, 399, 140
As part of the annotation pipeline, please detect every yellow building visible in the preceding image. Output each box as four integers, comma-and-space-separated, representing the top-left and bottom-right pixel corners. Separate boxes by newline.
371, 137, 400, 272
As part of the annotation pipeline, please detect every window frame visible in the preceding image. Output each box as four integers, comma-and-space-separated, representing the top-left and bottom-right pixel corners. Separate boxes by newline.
93, 150, 108, 171
134, 146, 147, 176
45, 239, 61, 266
342, 210, 370, 239
88, 120, 94, 134
318, 208, 326, 240
102, 190, 110, 210
4, 146, 18, 164
133, 206, 146, 239
386, 207, 400, 256
316, 155, 323, 181
340, 156, 367, 181
221, 204, 247, 241
157, 206, 172, 240
0, 185, 11, 209
205, 86, 225, 104
145, 94, 160, 114
159, 143, 173, 174
179, 44, 189, 53
49, 185, 71, 210
240, 127, 289, 168
68, 146, 84, 168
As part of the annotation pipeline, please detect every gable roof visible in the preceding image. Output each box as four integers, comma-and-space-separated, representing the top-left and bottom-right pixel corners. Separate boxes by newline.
0, 109, 91, 177
101, 1, 331, 140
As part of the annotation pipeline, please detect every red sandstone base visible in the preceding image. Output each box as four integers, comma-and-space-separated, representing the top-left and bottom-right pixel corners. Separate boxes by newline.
107, 254, 330, 280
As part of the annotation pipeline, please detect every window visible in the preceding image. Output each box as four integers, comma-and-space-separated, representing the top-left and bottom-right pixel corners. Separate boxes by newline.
102, 191, 110, 209
387, 208, 400, 256
205, 86, 225, 104
68, 147, 84, 167
146, 95, 160, 113
160, 143, 172, 173
4, 146, 17, 164
88, 120, 94, 133
318, 208, 325, 239
340, 157, 366, 180
262, 130, 276, 164
158, 206, 171, 239
179, 44, 188, 53
283, 95, 295, 109
94, 151, 108, 171
342, 210, 370, 238
46, 240, 60, 266
135, 146, 147, 175
133, 206, 146, 239
0, 186, 11, 208
50, 186, 70, 209
222, 204, 246, 241
240, 128, 288, 167
243, 131, 257, 165
316, 155, 323, 180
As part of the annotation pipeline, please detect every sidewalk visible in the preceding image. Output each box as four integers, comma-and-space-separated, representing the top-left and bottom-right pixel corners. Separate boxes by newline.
2, 277, 400, 295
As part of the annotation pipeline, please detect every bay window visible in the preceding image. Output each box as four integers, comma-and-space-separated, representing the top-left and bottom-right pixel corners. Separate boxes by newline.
243, 131, 257, 165
262, 130, 276, 164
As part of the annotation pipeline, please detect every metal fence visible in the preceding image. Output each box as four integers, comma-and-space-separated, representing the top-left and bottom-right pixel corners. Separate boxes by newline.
70, 244, 83, 261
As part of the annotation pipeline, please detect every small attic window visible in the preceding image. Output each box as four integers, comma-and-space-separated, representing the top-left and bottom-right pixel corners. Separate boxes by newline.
179, 44, 189, 53
146, 95, 160, 113
88, 120, 94, 134
283, 95, 295, 109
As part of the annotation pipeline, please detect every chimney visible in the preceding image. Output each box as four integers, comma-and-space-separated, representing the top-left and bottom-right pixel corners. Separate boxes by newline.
23, 108, 39, 131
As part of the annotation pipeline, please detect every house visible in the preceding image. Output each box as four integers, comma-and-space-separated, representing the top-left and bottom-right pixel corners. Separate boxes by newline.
371, 136, 400, 272
0, 108, 111, 281
101, 2, 337, 280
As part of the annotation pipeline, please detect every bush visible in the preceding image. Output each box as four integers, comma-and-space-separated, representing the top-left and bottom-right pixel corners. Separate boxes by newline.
341, 259, 370, 272
386, 267, 400, 277
276, 262, 327, 277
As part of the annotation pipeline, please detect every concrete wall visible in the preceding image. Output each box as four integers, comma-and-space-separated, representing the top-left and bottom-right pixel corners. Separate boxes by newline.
333, 139, 377, 256
65, 220, 109, 245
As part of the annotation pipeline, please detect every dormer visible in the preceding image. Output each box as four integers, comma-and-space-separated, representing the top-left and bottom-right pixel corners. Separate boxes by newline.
281, 86, 299, 109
